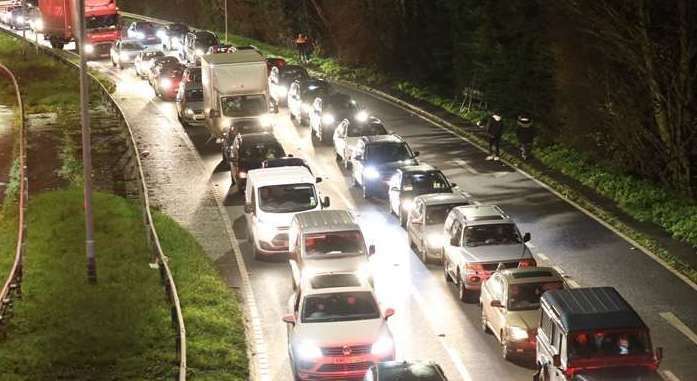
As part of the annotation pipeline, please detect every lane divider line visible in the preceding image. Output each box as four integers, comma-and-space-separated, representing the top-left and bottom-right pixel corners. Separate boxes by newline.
659, 312, 697, 347
659, 369, 681, 381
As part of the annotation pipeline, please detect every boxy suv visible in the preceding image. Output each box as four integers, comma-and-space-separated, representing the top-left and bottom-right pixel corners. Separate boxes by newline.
480, 267, 564, 361
535, 287, 663, 381
351, 135, 420, 199
387, 164, 454, 227
283, 272, 396, 381
442, 204, 535, 302
288, 210, 375, 289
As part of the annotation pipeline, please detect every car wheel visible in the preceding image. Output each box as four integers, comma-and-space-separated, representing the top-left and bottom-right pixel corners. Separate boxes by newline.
111, 58, 116, 68
421, 247, 429, 264
443, 257, 452, 283
335, 152, 342, 162
399, 209, 407, 227
458, 274, 471, 302
352, 174, 359, 187
481, 309, 491, 334
408, 234, 416, 252
362, 182, 371, 199
310, 129, 319, 146
501, 335, 512, 360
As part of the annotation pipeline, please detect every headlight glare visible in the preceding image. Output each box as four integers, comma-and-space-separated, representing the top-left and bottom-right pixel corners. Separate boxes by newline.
259, 113, 273, 127
426, 232, 446, 248
508, 326, 528, 341
119, 51, 129, 61
371, 334, 394, 356
364, 167, 380, 180
296, 341, 322, 361
321, 113, 335, 125
185, 108, 194, 116
83, 44, 94, 54
160, 78, 172, 89
355, 110, 369, 122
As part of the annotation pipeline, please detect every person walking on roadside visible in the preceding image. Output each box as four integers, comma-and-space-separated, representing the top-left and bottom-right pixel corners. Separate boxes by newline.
486, 112, 504, 161
295, 33, 307, 63
302, 34, 313, 62
516, 113, 535, 160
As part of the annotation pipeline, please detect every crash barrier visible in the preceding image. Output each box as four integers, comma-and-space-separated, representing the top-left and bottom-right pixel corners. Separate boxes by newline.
0, 28, 187, 380
0, 62, 27, 334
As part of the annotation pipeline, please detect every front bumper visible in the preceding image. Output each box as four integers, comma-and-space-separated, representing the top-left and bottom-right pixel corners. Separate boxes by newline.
182, 112, 206, 125
253, 230, 289, 256
295, 353, 394, 380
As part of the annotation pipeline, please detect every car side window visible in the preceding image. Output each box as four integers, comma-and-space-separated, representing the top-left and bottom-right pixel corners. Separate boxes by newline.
450, 219, 463, 246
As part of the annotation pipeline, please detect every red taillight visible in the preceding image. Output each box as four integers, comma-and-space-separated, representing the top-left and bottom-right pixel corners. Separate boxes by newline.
465, 263, 485, 273
518, 259, 537, 268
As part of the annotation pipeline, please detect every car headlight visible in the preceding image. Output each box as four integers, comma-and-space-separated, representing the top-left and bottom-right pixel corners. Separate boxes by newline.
238, 171, 247, 179
160, 78, 172, 89
302, 103, 312, 113
185, 108, 194, 116
401, 199, 415, 211
363, 167, 380, 180
355, 110, 369, 122
371, 334, 394, 356
83, 44, 94, 54
195, 48, 204, 56
259, 113, 273, 127
508, 326, 528, 341
119, 51, 130, 61
426, 232, 446, 249
33, 18, 43, 31
321, 113, 335, 125
156, 30, 167, 40
296, 341, 322, 361
15, 15, 24, 24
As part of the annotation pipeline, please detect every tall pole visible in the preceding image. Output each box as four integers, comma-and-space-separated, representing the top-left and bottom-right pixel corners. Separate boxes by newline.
75, 0, 96, 283
224, 0, 228, 43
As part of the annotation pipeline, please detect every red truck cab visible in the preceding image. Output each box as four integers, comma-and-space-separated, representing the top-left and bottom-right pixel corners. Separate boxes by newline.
39, 0, 119, 58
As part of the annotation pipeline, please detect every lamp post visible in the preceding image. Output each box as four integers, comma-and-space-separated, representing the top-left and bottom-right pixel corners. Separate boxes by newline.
74, 0, 97, 283
224, 0, 228, 43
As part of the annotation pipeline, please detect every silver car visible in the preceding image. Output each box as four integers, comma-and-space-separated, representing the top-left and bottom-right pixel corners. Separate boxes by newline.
176, 85, 205, 127
110, 40, 145, 69
333, 117, 389, 169
406, 193, 470, 264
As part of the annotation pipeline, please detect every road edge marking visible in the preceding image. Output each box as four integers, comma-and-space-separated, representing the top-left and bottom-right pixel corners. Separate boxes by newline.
660, 312, 697, 346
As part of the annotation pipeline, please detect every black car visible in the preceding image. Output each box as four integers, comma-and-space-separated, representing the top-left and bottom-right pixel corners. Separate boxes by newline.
158, 22, 189, 50
387, 164, 454, 226
148, 56, 181, 86
221, 120, 271, 162
262, 156, 313, 174
182, 31, 219, 63
268, 65, 309, 106
309, 92, 362, 145
125, 21, 161, 48
350, 135, 420, 198
227, 132, 286, 188
287, 78, 332, 126
365, 361, 448, 381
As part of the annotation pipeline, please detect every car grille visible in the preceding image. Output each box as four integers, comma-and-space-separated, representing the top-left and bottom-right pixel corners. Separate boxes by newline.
322, 344, 371, 356
318, 362, 373, 372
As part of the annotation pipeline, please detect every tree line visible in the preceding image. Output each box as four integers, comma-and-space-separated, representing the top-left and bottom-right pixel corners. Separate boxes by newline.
121, 0, 697, 197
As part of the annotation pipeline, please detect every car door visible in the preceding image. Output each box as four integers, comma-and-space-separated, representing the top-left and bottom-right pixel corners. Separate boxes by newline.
444, 219, 463, 278
488, 275, 506, 339
388, 171, 402, 214
407, 199, 424, 249
352, 142, 366, 184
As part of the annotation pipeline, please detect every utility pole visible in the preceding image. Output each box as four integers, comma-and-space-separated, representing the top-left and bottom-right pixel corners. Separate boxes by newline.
74, 0, 96, 283
224, 0, 228, 43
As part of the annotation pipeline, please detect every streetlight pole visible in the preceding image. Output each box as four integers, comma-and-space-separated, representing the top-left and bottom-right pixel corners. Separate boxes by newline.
74, 0, 96, 283
224, 0, 228, 43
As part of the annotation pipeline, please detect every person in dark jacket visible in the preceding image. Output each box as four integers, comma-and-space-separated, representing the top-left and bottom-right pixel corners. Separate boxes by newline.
486, 113, 504, 160
516, 113, 535, 160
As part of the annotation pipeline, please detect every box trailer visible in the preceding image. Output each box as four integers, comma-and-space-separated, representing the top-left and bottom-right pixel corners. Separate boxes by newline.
201, 50, 271, 139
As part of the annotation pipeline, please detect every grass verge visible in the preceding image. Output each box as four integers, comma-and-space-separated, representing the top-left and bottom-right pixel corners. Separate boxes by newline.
0, 189, 176, 379
154, 212, 249, 380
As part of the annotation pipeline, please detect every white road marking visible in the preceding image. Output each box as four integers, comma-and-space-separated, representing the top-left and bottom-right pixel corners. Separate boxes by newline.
451, 159, 479, 175
341, 81, 697, 293
660, 312, 697, 346
659, 369, 681, 381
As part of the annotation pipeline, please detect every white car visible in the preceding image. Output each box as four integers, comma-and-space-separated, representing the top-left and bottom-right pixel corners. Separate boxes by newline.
333, 117, 390, 169
283, 272, 396, 381
245, 166, 329, 259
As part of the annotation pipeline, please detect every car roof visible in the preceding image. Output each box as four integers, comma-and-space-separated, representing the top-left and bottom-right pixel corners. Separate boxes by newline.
374, 361, 447, 380
361, 135, 404, 145
398, 164, 438, 173
541, 287, 646, 332
202, 50, 264, 65
414, 193, 470, 206
293, 210, 359, 234
248, 166, 316, 188
301, 272, 373, 295
498, 266, 563, 284
239, 132, 279, 144
451, 204, 510, 223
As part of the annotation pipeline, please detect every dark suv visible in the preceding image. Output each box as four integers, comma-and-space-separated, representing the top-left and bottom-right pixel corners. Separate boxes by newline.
287, 79, 332, 126
387, 164, 453, 226
364, 361, 448, 380
309, 92, 362, 145
269, 65, 309, 107
181, 31, 219, 63
350, 135, 419, 198
227, 132, 286, 189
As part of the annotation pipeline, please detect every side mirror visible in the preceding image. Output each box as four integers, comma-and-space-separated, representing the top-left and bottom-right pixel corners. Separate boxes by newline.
490, 300, 503, 308
656, 347, 663, 364
244, 204, 253, 214
315, 177, 323, 184
368, 244, 376, 256
321, 196, 330, 208
523, 232, 531, 242
282, 314, 296, 325
413, 151, 420, 157
384, 308, 395, 320
552, 354, 561, 367
210, 109, 220, 118
450, 182, 457, 188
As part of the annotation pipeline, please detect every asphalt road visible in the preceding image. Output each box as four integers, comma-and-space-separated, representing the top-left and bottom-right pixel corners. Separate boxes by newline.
5, 25, 696, 381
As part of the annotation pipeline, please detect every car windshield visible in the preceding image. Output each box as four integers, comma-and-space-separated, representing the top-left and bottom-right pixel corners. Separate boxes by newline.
403, 172, 450, 195
507, 281, 563, 311
86, 14, 117, 29
258, 183, 317, 213
366, 143, 413, 163
196, 33, 218, 47
568, 330, 652, 360
304, 231, 365, 257
281, 68, 308, 81
302, 291, 379, 323
376, 365, 445, 381
463, 223, 521, 246
347, 123, 387, 137
240, 142, 284, 162
426, 203, 467, 225
122, 42, 144, 50
221, 95, 267, 117
137, 23, 156, 34
186, 89, 203, 102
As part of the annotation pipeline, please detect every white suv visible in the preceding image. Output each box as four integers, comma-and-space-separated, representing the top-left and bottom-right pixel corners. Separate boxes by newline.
283, 272, 396, 381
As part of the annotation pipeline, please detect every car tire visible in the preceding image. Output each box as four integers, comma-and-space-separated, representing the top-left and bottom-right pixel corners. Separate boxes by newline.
344, 157, 352, 170
111, 58, 116, 68
421, 247, 429, 264
408, 234, 416, 252
399, 208, 407, 227
352, 174, 359, 188
481, 310, 491, 334
443, 257, 452, 283
362, 182, 371, 199
310, 129, 319, 146
501, 335, 512, 360
458, 274, 471, 302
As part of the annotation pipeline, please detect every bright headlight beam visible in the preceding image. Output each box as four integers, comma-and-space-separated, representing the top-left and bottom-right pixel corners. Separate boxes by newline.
355, 110, 369, 122
321, 113, 335, 125
508, 326, 528, 341
364, 167, 380, 180
296, 341, 322, 361
371, 334, 394, 356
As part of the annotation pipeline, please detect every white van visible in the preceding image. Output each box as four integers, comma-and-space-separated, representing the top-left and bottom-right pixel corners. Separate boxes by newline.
245, 166, 329, 259
288, 210, 375, 289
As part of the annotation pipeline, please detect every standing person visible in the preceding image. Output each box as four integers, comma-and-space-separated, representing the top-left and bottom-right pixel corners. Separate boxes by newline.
516, 113, 535, 160
486, 112, 504, 161
295, 33, 306, 62
303, 34, 313, 62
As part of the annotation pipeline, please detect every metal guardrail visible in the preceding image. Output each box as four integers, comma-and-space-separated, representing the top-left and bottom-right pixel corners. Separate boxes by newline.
0, 28, 187, 380
0, 62, 27, 332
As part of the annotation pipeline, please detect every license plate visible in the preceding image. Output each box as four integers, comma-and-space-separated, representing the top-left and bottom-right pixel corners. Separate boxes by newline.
332, 355, 368, 364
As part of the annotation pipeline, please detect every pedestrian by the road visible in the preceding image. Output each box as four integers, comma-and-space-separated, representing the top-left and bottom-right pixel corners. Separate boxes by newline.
302, 35, 313, 62
295, 33, 307, 63
486, 112, 504, 161
516, 113, 535, 160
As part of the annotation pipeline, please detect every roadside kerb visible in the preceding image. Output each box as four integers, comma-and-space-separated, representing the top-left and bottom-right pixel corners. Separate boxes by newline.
0, 62, 27, 332
0, 29, 188, 379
